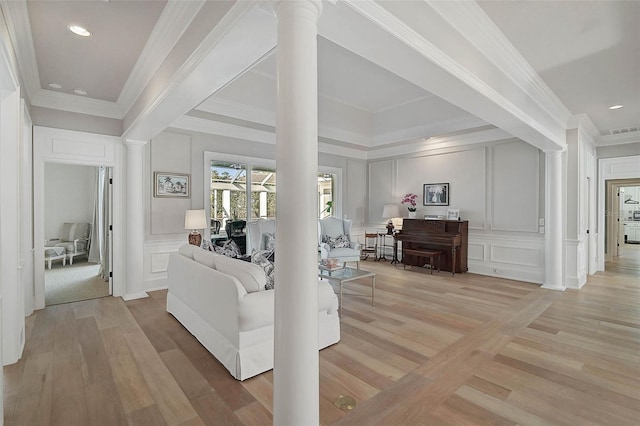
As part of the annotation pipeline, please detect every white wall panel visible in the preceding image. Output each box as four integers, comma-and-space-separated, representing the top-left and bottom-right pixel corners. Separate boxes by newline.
346, 159, 366, 224
490, 245, 539, 267
143, 239, 183, 287
368, 160, 394, 225
467, 242, 485, 261
149, 132, 192, 235
468, 234, 544, 284
491, 141, 539, 232
396, 148, 485, 228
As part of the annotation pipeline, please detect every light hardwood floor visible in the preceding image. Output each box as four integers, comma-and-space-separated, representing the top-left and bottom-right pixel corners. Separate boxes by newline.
4, 256, 639, 425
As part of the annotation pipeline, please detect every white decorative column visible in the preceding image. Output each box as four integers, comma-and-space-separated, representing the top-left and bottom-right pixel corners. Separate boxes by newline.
273, 0, 323, 424
543, 149, 565, 290
124, 139, 147, 298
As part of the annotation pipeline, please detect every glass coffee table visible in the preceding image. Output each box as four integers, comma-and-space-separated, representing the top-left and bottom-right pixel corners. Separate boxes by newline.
318, 266, 375, 316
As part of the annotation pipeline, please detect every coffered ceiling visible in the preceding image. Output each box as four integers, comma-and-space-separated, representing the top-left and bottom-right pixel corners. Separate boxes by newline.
3, 0, 639, 151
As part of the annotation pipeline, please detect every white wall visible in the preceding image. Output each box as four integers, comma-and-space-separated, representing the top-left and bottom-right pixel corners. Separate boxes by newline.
44, 163, 96, 240
368, 139, 546, 283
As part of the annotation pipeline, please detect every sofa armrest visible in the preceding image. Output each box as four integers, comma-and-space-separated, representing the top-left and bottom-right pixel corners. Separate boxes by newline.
319, 243, 330, 258
167, 252, 247, 345
350, 241, 361, 251
238, 290, 275, 331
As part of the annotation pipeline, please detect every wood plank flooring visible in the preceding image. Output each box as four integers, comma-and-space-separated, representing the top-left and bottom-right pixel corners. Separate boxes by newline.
4, 257, 639, 425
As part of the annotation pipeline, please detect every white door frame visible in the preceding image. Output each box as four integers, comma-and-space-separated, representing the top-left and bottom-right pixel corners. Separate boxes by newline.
33, 127, 124, 309
597, 155, 640, 270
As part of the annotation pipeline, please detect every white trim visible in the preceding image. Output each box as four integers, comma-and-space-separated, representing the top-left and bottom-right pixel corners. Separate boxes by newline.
341, 0, 566, 149
118, 0, 207, 113
428, 0, 571, 128
0, 0, 38, 99
367, 127, 514, 160
597, 155, 640, 271
124, 1, 276, 141
31, 89, 124, 119
33, 127, 124, 308
598, 131, 640, 147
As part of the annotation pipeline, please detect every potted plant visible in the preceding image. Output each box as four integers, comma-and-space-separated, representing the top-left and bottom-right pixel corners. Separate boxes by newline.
401, 193, 418, 218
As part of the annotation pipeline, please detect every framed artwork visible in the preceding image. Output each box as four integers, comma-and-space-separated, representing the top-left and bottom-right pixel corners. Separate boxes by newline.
154, 172, 190, 198
423, 183, 449, 206
447, 209, 460, 220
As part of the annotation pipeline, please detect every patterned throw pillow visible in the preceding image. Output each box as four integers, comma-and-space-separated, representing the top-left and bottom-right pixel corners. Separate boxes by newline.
213, 239, 241, 258
252, 249, 275, 290
323, 234, 351, 249
264, 232, 276, 250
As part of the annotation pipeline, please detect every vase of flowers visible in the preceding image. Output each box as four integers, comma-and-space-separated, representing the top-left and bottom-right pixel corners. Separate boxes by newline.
401, 193, 418, 218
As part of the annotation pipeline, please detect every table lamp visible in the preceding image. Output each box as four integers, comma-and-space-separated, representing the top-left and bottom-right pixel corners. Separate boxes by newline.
382, 204, 400, 235
185, 209, 207, 246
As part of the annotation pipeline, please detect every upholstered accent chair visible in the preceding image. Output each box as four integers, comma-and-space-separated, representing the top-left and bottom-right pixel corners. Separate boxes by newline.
53, 222, 91, 264
318, 217, 361, 268
246, 218, 276, 255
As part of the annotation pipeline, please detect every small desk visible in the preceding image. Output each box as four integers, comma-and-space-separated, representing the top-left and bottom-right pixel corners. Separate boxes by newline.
318, 266, 375, 316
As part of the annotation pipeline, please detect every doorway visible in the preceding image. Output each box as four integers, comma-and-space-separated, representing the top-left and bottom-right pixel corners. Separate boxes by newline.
605, 178, 640, 274
43, 163, 113, 305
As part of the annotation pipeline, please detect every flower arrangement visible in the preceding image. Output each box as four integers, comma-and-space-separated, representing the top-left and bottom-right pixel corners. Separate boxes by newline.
401, 193, 418, 211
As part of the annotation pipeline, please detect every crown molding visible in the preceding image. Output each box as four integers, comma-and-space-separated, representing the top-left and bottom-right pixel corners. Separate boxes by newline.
427, 1, 571, 127
31, 89, 124, 119
196, 96, 276, 127
0, 0, 39, 100
567, 113, 600, 147
366, 127, 514, 160
598, 131, 640, 147
372, 115, 488, 146
170, 114, 367, 159
340, 0, 566, 149
117, 0, 206, 114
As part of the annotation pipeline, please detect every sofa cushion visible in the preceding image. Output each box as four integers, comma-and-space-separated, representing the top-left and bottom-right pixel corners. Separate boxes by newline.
216, 255, 266, 293
263, 232, 276, 251
251, 249, 275, 290
178, 244, 197, 259
192, 248, 219, 269
213, 239, 242, 258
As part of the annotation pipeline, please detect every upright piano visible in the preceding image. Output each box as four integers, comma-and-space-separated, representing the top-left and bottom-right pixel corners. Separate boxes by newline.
396, 219, 468, 274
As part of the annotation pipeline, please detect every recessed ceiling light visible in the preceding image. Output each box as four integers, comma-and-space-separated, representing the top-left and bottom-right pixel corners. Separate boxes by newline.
48, 83, 62, 89
74, 88, 88, 95
68, 25, 91, 37
609, 104, 623, 110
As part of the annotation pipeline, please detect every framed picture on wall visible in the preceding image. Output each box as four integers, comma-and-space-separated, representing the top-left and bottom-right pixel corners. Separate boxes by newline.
423, 183, 449, 206
154, 172, 190, 198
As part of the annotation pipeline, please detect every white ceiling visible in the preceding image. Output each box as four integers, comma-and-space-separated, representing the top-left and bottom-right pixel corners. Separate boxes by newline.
27, 0, 167, 102
5, 0, 640, 149
477, 0, 640, 136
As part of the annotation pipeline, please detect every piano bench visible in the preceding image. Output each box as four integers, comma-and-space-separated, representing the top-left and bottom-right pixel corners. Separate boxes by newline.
402, 249, 442, 274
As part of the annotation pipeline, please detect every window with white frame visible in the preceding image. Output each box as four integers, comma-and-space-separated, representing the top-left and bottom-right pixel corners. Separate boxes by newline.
204, 152, 340, 238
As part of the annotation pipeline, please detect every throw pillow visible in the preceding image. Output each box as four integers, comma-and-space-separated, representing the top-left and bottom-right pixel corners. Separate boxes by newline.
264, 232, 276, 250
213, 239, 242, 258
252, 249, 275, 290
323, 234, 351, 249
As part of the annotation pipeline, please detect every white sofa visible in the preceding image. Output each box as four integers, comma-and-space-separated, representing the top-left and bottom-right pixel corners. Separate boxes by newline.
166, 244, 340, 380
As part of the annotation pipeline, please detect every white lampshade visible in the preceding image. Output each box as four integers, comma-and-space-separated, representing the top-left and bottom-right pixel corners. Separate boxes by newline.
184, 209, 207, 230
382, 204, 400, 219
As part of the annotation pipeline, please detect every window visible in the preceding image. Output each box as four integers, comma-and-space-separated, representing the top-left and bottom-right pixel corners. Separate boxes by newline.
318, 173, 334, 219
204, 152, 341, 237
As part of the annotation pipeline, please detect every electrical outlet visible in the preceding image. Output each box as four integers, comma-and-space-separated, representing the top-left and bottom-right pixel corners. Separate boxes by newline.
539, 218, 545, 226
539, 226, 545, 234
